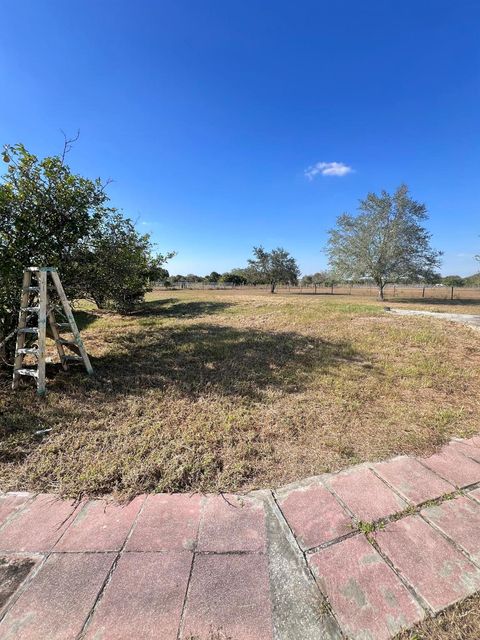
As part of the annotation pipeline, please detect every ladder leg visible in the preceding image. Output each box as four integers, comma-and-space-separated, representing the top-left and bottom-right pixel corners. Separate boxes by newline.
48, 307, 68, 371
12, 271, 31, 390
50, 270, 94, 375
37, 270, 48, 396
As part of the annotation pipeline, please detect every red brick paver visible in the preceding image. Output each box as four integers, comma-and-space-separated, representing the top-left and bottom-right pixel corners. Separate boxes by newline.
1, 436, 480, 640
54, 496, 145, 552
0, 493, 31, 526
84, 552, 192, 640
181, 554, 273, 640
309, 534, 424, 639
419, 445, 480, 487
277, 483, 352, 550
126, 493, 202, 551
0, 552, 115, 640
0, 494, 78, 552
198, 494, 267, 553
469, 487, 480, 503
422, 495, 480, 565
375, 515, 480, 612
374, 457, 454, 505
465, 435, 480, 449
327, 467, 407, 522
449, 440, 480, 463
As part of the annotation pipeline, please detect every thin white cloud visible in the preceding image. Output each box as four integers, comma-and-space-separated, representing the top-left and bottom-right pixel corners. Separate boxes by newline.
305, 161, 353, 180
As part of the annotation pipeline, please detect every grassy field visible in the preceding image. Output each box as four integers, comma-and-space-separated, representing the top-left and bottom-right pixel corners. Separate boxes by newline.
1, 289, 480, 499
396, 593, 480, 639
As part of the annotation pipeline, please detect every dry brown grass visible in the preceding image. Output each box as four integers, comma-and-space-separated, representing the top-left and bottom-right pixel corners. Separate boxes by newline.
1, 290, 480, 499
395, 594, 480, 639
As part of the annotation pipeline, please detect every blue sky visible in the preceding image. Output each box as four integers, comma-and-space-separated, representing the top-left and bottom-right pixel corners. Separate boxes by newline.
1, 1, 479, 276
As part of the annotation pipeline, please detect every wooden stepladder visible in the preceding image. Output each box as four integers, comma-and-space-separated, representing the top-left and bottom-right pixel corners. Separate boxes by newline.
12, 267, 93, 396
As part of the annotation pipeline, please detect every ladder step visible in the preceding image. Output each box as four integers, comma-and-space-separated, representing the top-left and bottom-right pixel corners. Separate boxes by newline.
16, 348, 39, 355
58, 339, 79, 346
23, 286, 39, 293
20, 306, 40, 313
63, 355, 83, 362
18, 327, 39, 334
55, 324, 73, 333
15, 368, 39, 378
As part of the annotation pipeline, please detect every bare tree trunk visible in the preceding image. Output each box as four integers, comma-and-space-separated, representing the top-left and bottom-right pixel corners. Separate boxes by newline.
270, 282, 276, 294
378, 283, 385, 300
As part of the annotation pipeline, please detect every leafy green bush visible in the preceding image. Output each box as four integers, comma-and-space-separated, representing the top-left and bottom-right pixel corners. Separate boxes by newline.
0, 142, 172, 360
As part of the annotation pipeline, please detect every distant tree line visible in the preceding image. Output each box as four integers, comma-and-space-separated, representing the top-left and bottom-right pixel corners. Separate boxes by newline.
165, 184, 480, 299
164, 247, 300, 293
147, 184, 479, 300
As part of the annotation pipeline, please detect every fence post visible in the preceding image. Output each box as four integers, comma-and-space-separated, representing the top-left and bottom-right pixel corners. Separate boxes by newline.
314, 283, 317, 294
331, 284, 334, 295
451, 286, 454, 301
393, 285, 396, 297
422, 286, 425, 298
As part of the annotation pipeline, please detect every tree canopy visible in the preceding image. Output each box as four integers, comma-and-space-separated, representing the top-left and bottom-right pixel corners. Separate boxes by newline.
300, 271, 334, 286
442, 275, 465, 287
327, 184, 441, 299
247, 246, 300, 293
0, 142, 172, 359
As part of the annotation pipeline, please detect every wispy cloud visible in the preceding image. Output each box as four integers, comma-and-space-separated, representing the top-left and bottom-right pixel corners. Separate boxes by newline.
305, 161, 353, 180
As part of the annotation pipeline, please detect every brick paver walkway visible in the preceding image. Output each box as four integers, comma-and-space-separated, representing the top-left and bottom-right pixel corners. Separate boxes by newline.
1, 436, 480, 639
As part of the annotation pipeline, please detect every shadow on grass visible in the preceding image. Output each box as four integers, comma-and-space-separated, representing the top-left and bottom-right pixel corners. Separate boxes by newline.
66, 299, 235, 332
65, 310, 99, 332
136, 298, 235, 319
86, 322, 361, 400
0, 322, 366, 494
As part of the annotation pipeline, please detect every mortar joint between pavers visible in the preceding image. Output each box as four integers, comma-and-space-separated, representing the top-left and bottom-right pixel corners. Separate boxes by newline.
339, 488, 467, 539
415, 450, 480, 489
0, 496, 80, 624
270, 489, 311, 561
175, 494, 208, 640
367, 464, 416, 505
366, 532, 433, 616
75, 494, 148, 640
176, 550, 197, 640
0, 493, 36, 534
304, 530, 360, 556
465, 484, 480, 504
49, 500, 84, 550
317, 477, 358, 523
195, 549, 266, 557
0, 552, 48, 625
267, 490, 346, 640
418, 510, 480, 571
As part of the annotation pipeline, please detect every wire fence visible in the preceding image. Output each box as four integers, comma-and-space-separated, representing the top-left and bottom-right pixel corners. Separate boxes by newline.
153, 282, 480, 300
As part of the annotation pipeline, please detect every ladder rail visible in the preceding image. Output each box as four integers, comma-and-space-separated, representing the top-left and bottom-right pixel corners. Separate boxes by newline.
36, 270, 48, 396
50, 270, 93, 375
12, 271, 32, 390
